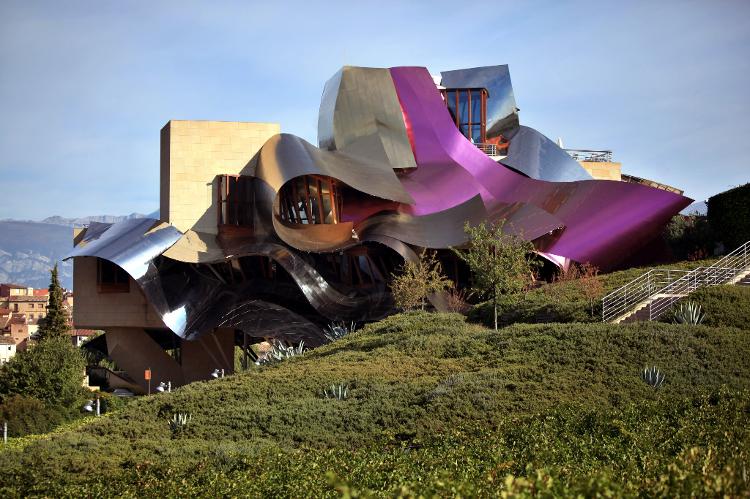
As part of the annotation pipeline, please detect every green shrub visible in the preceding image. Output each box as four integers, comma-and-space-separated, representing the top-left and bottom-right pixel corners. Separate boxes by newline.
0, 395, 66, 437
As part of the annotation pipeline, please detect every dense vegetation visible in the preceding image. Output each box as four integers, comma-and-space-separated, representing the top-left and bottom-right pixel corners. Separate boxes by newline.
0, 337, 89, 436
469, 258, 718, 327
0, 267, 99, 437
1, 312, 748, 497
708, 182, 750, 250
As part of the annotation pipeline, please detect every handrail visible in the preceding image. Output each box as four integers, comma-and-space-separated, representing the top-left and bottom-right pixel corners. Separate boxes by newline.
602, 240, 750, 322
475, 143, 498, 156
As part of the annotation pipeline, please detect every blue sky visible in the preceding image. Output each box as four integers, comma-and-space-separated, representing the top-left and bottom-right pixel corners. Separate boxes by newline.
1, 0, 748, 220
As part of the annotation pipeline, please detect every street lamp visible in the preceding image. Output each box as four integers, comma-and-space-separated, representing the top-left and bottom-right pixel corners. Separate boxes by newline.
83, 397, 100, 416
211, 368, 225, 379
156, 381, 172, 393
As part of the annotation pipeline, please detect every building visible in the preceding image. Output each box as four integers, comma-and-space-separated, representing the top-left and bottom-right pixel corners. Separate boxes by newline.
0, 283, 33, 297
0, 336, 16, 366
68, 65, 691, 391
1, 284, 49, 325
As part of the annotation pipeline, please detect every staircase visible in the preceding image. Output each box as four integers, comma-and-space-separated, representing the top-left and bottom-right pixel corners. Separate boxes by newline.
602, 241, 750, 323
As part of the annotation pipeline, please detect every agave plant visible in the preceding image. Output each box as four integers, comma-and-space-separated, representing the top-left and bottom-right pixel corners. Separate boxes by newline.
323, 383, 349, 400
672, 301, 705, 325
323, 321, 357, 343
257, 340, 306, 365
169, 412, 191, 434
641, 366, 665, 388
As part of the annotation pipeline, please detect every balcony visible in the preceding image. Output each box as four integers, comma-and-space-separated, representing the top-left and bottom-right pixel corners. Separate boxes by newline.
474, 143, 499, 156
564, 149, 613, 162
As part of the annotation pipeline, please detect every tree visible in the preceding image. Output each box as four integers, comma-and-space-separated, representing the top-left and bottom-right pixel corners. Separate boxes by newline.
390, 250, 453, 311
0, 336, 86, 409
36, 263, 70, 341
550, 262, 604, 317
453, 220, 538, 330
577, 262, 604, 317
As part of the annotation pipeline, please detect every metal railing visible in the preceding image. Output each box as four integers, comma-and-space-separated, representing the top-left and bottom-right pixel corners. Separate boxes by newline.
602, 240, 750, 323
475, 143, 498, 156
564, 149, 613, 162
601, 269, 691, 322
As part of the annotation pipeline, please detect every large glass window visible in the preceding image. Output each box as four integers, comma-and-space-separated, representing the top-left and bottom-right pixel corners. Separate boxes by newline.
279, 175, 342, 225
441, 88, 488, 143
219, 175, 254, 227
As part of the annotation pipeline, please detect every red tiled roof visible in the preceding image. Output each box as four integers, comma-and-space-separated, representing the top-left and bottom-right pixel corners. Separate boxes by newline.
7, 296, 48, 302
0, 336, 16, 345
9, 315, 27, 325
70, 329, 98, 337
1, 283, 28, 289
33, 289, 49, 296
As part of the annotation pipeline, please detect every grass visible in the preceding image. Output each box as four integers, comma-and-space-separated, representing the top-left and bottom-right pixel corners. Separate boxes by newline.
1, 312, 749, 497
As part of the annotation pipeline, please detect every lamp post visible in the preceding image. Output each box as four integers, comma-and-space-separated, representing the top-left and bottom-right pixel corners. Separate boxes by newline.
83, 397, 100, 416
211, 368, 225, 379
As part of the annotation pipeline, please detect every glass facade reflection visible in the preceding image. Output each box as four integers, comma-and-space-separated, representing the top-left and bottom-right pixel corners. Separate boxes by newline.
441, 88, 487, 143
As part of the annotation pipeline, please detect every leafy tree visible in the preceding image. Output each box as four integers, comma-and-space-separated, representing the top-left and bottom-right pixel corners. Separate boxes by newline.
0, 337, 85, 409
37, 262, 70, 341
453, 220, 538, 330
391, 250, 453, 311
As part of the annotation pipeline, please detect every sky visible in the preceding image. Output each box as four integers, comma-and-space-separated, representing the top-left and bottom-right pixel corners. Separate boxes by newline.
1, 0, 748, 220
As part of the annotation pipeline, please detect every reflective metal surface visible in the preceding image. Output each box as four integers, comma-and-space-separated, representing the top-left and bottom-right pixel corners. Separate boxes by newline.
389, 66, 691, 269
440, 65, 520, 140
501, 125, 592, 181
318, 66, 417, 170
70, 63, 692, 350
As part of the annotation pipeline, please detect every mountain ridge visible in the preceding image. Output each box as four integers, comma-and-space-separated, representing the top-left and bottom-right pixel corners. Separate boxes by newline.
0, 210, 158, 289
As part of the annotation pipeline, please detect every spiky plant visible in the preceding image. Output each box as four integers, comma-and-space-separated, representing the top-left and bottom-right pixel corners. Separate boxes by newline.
672, 300, 705, 325
323, 321, 357, 343
641, 366, 665, 388
323, 383, 349, 400
257, 340, 305, 365
169, 412, 191, 435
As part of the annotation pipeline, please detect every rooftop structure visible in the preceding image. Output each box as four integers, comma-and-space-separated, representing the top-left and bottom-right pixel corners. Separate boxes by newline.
68, 65, 691, 391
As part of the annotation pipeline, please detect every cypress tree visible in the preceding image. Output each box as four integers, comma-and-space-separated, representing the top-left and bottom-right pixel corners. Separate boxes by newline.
36, 263, 70, 341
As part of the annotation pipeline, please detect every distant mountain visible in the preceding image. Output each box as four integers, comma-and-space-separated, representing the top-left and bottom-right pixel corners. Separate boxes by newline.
39, 212, 152, 228
680, 201, 707, 216
0, 210, 158, 290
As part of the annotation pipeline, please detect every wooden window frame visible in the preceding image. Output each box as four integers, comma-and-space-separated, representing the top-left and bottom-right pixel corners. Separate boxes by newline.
440, 88, 488, 143
279, 175, 341, 225
218, 175, 255, 227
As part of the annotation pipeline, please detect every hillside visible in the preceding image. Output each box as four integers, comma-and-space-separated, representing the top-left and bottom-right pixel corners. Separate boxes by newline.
1, 313, 748, 496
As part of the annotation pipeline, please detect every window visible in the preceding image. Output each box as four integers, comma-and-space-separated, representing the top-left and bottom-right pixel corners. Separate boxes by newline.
441, 88, 488, 143
279, 175, 342, 225
218, 175, 254, 227
97, 259, 130, 293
